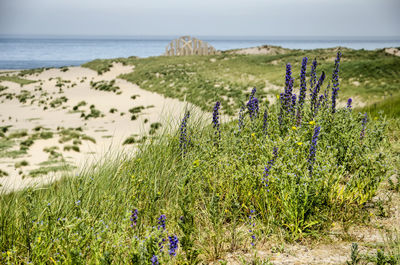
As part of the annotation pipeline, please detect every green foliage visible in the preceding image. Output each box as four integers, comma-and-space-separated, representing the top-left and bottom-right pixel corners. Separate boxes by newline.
18, 68, 45, 76
0, 75, 37, 86
49, 96, 68, 108
90, 80, 120, 93
28, 164, 74, 177
359, 93, 400, 119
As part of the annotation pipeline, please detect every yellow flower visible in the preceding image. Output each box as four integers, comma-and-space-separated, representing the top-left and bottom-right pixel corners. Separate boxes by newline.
309, 120, 315, 125
297, 142, 303, 146
225, 209, 230, 214
276, 94, 280, 99
251, 133, 256, 137
6, 251, 11, 256
192, 159, 200, 167
292, 126, 297, 130
38, 236, 41, 243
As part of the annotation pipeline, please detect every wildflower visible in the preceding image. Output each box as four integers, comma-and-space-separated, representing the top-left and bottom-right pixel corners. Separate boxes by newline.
309, 58, 318, 93
347, 98, 352, 110
309, 121, 315, 125
290, 94, 297, 115
130, 209, 138, 227
247, 97, 259, 120
212, 101, 221, 142
248, 210, 256, 247
168, 235, 179, 256
297, 142, 303, 146
151, 255, 159, 265
262, 147, 278, 190
276, 94, 280, 99
157, 215, 166, 231
292, 126, 297, 130
251, 133, 256, 138
297, 57, 308, 109
247, 87, 256, 100
360, 113, 368, 139
308, 126, 321, 175
331, 51, 342, 113
179, 111, 190, 154
310, 71, 326, 116
297, 57, 308, 124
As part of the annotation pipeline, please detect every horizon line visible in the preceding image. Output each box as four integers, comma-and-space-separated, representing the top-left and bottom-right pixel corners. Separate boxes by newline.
1, 34, 400, 40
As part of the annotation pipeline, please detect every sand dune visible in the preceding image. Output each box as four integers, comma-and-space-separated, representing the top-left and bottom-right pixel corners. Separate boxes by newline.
0, 63, 200, 192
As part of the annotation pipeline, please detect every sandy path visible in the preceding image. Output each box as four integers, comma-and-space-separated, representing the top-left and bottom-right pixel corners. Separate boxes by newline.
0, 63, 200, 192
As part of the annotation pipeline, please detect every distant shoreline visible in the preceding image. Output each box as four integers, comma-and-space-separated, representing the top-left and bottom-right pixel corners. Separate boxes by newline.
1, 39, 400, 70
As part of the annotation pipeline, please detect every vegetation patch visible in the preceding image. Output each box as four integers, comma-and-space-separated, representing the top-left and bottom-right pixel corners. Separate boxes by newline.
149, 122, 162, 135
18, 68, 45, 76
28, 164, 74, 177
0, 169, 8, 177
0, 75, 36, 86
49, 96, 68, 108
90, 80, 120, 93
15, 160, 29, 168
72, 101, 87, 111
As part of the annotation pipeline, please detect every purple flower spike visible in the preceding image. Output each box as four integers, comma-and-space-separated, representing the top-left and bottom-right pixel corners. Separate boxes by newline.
308, 126, 321, 175
347, 98, 352, 110
213, 101, 221, 142
331, 51, 342, 113
168, 235, 179, 256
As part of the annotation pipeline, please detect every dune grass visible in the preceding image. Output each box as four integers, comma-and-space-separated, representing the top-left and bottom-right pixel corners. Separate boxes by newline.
0, 75, 37, 86
83, 47, 400, 116
1, 52, 398, 264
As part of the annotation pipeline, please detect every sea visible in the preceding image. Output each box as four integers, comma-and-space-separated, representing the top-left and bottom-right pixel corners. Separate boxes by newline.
0, 36, 399, 69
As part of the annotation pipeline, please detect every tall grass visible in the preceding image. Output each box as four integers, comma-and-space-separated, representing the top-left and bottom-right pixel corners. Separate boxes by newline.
0, 52, 394, 264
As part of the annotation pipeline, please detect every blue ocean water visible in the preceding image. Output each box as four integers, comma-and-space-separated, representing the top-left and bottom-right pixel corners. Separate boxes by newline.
0, 36, 399, 69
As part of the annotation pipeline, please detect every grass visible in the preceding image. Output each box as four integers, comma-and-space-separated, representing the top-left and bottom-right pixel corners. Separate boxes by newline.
0, 75, 37, 86
90, 79, 120, 93
28, 164, 74, 178
0, 50, 398, 264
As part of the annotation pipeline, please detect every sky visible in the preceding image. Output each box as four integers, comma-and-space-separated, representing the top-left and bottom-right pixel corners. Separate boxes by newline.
0, 0, 399, 37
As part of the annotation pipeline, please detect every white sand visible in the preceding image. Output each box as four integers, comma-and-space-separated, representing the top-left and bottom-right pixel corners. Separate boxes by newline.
0, 63, 201, 192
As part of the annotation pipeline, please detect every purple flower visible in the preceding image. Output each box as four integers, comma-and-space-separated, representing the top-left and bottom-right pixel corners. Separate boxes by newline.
331, 51, 342, 113
168, 235, 179, 256
130, 209, 138, 227
262, 147, 278, 190
310, 71, 326, 116
347, 98, 352, 110
212, 101, 221, 142
179, 111, 190, 154
151, 255, 159, 265
238, 105, 245, 132
248, 210, 256, 247
296, 57, 308, 124
157, 215, 166, 231
308, 126, 321, 175
360, 113, 368, 139
247, 97, 259, 120
309, 58, 318, 93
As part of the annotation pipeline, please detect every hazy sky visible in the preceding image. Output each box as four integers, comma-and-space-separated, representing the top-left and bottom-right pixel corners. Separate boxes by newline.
0, 0, 399, 37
